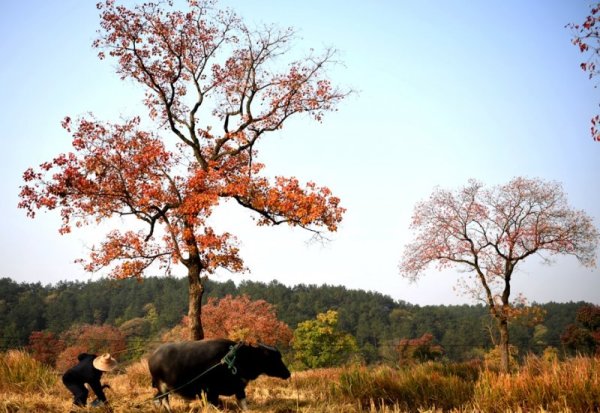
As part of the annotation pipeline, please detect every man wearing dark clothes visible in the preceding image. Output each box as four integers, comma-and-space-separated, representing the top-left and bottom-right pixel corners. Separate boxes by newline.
62, 353, 117, 407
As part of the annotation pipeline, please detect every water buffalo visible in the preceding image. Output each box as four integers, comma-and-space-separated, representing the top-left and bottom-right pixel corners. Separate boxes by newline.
148, 338, 291, 411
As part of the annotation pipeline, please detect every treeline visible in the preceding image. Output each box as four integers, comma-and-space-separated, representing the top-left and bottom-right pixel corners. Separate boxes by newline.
0, 276, 587, 363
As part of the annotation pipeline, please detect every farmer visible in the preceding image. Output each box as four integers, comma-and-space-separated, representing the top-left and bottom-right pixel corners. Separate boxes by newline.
62, 353, 117, 408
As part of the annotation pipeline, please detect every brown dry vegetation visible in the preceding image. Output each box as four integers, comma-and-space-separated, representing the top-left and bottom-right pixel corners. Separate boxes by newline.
1, 350, 599, 412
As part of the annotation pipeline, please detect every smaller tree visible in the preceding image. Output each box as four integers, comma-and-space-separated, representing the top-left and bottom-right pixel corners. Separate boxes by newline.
399, 177, 599, 372
292, 310, 359, 369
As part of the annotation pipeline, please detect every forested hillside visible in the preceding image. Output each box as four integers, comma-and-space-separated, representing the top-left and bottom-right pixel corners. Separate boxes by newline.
0, 277, 587, 363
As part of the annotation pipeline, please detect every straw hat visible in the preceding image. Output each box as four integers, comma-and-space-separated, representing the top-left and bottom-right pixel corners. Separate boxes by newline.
93, 353, 118, 372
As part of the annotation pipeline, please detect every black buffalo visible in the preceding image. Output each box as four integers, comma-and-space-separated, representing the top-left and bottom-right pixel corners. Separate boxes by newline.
148, 338, 291, 411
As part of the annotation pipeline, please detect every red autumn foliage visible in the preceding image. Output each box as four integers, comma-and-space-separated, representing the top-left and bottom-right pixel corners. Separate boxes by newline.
561, 304, 600, 355
202, 294, 292, 346
26, 331, 65, 367
55, 345, 89, 373
567, 3, 600, 141
18, 0, 347, 340
399, 177, 599, 371
163, 294, 292, 347
575, 304, 600, 331
55, 324, 126, 371
397, 333, 444, 364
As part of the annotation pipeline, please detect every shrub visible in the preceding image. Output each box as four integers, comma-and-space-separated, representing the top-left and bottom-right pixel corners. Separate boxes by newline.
119, 317, 152, 338
162, 295, 293, 347
62, 324, 127, 354
429, 359, 481, 382
397, 333, 444, 365
293, 310, 359, 369
483, 344, 518, 372
26, 331, 65, 367
55, 324, 127, 371
55, 345, 88, 373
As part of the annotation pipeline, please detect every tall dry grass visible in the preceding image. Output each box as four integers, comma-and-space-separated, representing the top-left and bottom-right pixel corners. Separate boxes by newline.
0, 350, 599, 412
333, 363, 477, 412
472, 355, 600, 412
0, 350, 72, 413
0, 350, 57, 394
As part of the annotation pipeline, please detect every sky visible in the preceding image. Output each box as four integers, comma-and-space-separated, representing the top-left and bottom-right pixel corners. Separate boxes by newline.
0, 1, 599, 306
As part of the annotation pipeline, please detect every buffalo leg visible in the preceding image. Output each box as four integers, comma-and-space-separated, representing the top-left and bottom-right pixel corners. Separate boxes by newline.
154, 383, 172, 413
206, 391, 221, 407
154, 395, 171, 413
237, 397, 248, 410
235, 388, 248, 411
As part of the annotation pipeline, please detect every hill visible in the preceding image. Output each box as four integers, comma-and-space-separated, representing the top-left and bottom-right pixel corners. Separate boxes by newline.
0, 276, 587, 363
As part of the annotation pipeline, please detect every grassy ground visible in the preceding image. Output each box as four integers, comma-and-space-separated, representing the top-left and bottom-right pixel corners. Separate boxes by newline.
1, 350, 598, 412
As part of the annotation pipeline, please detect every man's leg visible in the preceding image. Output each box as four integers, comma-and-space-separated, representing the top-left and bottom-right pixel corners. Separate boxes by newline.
64, 381, 88, 406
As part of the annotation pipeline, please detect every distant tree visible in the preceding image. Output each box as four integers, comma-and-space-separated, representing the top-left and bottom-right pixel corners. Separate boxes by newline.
26, 331, 65, 367
118, 317, 152, 361
18, 0, 347, 341
55, 345, 89, 373
118, 317, 152, 338
292, 310, 359, 369
575, 303, 600, 331
56, 324, 126, 371
397, 333, 444, 365
531, 324, 549, 349
561, 304, 600, 355
567, 2, 600, 141
505, 301, 547, 354
1, 276, 594, 363
142, 303, 160, 334
399, 177, 599, 372
44, 288, 80, 333
542, 301, 585, 350
163, 294, 292, 347
202, 294, 292, 346
0, 284, 46, 346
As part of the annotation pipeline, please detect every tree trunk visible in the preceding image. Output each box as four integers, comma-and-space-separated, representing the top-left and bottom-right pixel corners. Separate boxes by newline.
187, 264, 205, 341
498, 317, 510, 373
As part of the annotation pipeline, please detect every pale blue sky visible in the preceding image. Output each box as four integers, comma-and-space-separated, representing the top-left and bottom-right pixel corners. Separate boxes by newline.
1, 1, 598, 305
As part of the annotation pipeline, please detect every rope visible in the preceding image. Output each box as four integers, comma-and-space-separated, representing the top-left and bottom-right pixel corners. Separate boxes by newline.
148, 342, 243, 404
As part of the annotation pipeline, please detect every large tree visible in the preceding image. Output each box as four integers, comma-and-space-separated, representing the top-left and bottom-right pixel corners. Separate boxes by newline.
18, 0, 347, 340
398, 177, 598, 371
568, 2, 600, 141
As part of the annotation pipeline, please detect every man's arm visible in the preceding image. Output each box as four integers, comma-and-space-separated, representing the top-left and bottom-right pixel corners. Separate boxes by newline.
88, 377, 107, 402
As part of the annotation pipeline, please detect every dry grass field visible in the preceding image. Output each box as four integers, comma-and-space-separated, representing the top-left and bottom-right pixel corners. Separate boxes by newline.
1, 350, 598, 412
